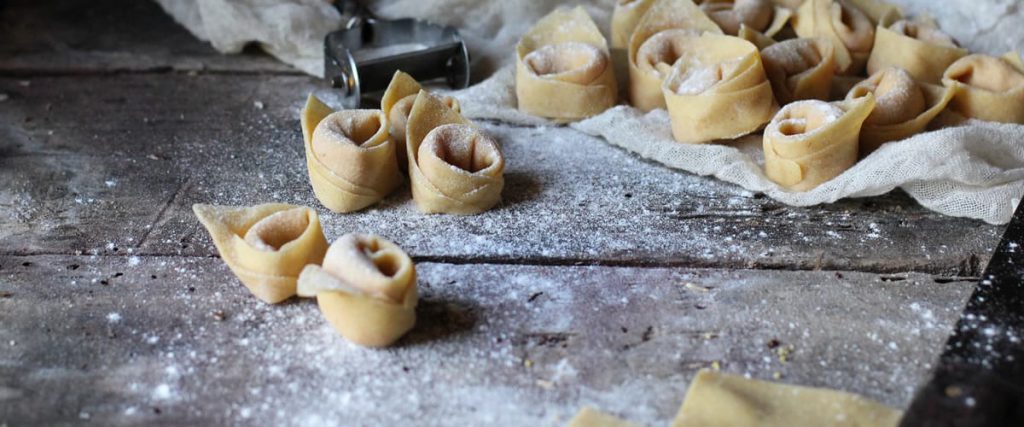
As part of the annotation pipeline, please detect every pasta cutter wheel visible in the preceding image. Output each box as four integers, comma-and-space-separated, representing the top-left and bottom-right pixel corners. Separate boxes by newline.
325, 0, 470, 108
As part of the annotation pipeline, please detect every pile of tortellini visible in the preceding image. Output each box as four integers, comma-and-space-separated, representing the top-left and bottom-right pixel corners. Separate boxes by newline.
516, 0, 1024, 191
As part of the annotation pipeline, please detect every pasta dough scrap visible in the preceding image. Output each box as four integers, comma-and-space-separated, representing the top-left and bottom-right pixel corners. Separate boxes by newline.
300, 95, 403, 213
381, 71, 460, 171
193, 203, 328, 304
566, 407, 640, 427
628, 0, 723, 111
699, 0, 792, 37
792, 0, 875, 75
661, 33, 777, 143
763, 94, 876, 191
942, 52, 1024, 124
867, 19, 967, 84
761, 37, 836, 104
671, 370, 902, 427
297, 233, 417, 347
407, 91, 505, 214
611, 0, 659, 49
848, 67, 954, 153
516, 7, 617, 121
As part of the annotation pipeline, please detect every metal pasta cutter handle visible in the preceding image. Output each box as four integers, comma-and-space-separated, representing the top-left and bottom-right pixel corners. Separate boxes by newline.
325, 0, 470, 108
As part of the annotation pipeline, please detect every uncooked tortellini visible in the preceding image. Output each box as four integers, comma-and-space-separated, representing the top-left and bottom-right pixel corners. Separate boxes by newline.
848, 67, 954, 153
942, 53, 1024, 124
867, 19, 967, 84
792, 0, 875, 75
761, 37, 836, 105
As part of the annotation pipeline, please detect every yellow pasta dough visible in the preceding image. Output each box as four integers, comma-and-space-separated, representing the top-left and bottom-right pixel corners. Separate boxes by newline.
843, 0, 902, 25
297, 233, 417, 347
516, 7, 617, 121
671, 370, 902, 427
763, 94, 876, 191
628, 0, 723, 111
761, 37, 836, 104
942, 52, 1024, 124
300, 95, 403, 213
381, 71, 460, 171
792, 0, 875, 75
698, 0, 792, 37
566, 407, 640, 427
867, 19, 967, 84
406, 91, 505, 214
193, 203, 328, 304
661, 33, 777, 143
848, 67, 955, 153
736, 24, 778, 50
611, 0, 659, 49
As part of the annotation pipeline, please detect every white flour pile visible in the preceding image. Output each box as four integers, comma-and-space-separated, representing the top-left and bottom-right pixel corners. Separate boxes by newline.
156, 0, 1024, 224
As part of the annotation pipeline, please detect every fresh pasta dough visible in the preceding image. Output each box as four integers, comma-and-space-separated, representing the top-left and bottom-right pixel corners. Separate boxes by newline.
867, 19, 967, 84
661, 33, 777, 143
672, 370, 902, 427
763, 95, 876, 191
516, 6, 617, 121
193, 203, 328, 304
566, 407, 640, 427
848, 67, 954, 153
297, 233, 417, 347
406, 91, 505, 214
628, 0, 723, 111
761, 37, 836, 104
381, 71, 461, 171
699, 0, 792, 37
792, 0, 875, 75
300, 95, 403, 213
942, 52, 1024, 124
611, 0, 659, 49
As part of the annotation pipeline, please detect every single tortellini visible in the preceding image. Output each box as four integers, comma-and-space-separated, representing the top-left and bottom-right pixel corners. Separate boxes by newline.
763, 95, 876, 191
297, 233, 417, 347
867, 19, 967, 84
628, 0, 723, 111
761, 37, 836, 104
516, 6, 617, 121
699, 0, 792, 37
942, 52, 1024, 124
381, 71, 460, 171
661, 33, 777, 143
611, 0, 658, 49
792, 0, 875, 75
300, 95, 403, 213
848, 67, 954, 153
406, 91, 505, 214
193, 203, 329, 304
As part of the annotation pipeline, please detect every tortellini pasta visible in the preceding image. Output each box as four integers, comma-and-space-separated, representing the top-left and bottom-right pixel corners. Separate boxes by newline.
792, 0, 875, 75
867, 19, 967, 84
848, 67, 954, 153
381, 70, 460, 170
942, 52, 1024, 124
761, 37, 836, 104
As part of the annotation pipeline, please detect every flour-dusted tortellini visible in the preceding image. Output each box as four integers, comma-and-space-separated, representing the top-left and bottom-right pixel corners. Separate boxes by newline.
848, 67, 954, 153
381, 71, 460, 171
297, 233, 417, 347
406, 91, 505, 214
661, 33, 777, 143
763, 95, 876, 191
942, 52, 1024, 124
300, 95, 403, 213
193, 203, 329, 304
867, 19, 967, 84
628, 0, 723, 111
671, 370, 902, 427
516, 6, 617, 121
792, 0, 875, 75
698, 0, 792, 37
612, 0, 659, 49
761, 38, 836, 104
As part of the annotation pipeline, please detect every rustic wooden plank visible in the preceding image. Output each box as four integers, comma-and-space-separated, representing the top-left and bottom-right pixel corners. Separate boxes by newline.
0, 0, 294, 75
0, 254, 973, 425
0, 74, 1002, 274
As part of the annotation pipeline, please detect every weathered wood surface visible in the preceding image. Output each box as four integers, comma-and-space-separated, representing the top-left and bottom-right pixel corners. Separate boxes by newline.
0, 0, 1011, 425
0, 255, 974, 426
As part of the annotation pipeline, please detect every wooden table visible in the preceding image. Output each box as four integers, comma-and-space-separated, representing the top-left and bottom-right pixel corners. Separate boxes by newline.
0, 1, 1006, 425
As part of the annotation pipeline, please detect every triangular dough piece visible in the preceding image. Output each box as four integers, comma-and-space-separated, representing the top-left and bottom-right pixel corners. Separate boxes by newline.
193, 203, 328, 304
406, 91, 505, 215
672, 370, 902, 427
